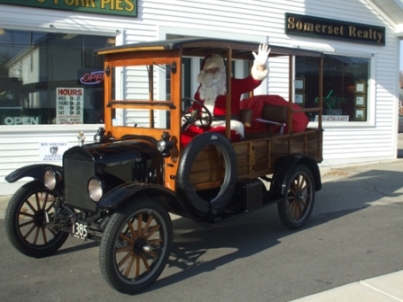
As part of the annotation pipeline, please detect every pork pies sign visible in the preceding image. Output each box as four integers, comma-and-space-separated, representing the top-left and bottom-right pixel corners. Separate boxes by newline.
286, 13, 385, 46
0, 0, 137, 17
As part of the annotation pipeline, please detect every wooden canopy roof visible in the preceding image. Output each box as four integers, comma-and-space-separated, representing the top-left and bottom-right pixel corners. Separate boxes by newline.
95, 38, 324, 60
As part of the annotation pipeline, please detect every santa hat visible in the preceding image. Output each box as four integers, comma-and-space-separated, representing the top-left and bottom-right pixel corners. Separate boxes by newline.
200, 53, 268, 81
197, 54, 226, 84
201, 54, 225, 71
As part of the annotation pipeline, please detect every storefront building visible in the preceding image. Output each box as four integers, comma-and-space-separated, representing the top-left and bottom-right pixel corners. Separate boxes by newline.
0, 0, 402, 194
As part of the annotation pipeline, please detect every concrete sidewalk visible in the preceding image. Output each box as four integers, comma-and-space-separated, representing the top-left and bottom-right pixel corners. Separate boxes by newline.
290, 270, 403, 301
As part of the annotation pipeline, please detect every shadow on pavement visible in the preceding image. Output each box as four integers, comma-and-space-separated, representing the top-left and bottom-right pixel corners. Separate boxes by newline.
55, 240, 99, 255
149, 167, 403, 292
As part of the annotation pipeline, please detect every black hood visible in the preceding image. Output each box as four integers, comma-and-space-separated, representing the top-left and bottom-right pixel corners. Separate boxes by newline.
63, 137, 158, 166
62, 137, 161, 212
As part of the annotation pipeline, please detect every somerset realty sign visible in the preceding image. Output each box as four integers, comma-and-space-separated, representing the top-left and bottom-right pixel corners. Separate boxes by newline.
285, 13, 385, 45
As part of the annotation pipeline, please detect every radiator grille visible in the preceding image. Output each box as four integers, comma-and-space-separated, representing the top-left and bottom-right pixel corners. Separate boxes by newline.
64, 158, 97, 212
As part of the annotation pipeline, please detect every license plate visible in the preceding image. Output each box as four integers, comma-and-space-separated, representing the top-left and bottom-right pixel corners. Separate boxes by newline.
72, 221, 88, 240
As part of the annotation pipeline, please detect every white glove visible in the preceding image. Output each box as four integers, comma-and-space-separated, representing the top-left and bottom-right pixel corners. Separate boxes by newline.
252, 44, 271, 66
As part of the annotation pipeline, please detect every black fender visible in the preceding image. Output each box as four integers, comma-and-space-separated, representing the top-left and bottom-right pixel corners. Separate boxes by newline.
176, 132, 237, 215
98, 182, 194, 218
5, 164, 63, 183
270, 154, 322, 198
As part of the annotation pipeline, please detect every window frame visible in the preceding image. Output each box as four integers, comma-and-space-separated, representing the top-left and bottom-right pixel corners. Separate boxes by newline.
0, 28, 116, 127
299, 51, 375, 128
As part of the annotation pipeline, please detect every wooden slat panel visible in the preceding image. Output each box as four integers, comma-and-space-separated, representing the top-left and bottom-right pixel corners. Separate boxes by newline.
188, 145, 225, 189
232, 129, 323, 180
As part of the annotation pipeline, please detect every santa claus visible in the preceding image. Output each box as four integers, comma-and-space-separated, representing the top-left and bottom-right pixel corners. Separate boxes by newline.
194, 44, 270, 138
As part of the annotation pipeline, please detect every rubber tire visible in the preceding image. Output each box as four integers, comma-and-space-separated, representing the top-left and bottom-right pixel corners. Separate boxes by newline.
5, 180, 69, 258
99, 197, 173, 295
277, 164, 315, 229
176, 132, 237, 215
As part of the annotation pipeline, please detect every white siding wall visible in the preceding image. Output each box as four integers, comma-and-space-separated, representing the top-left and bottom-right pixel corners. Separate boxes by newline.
0, 0, 399, 194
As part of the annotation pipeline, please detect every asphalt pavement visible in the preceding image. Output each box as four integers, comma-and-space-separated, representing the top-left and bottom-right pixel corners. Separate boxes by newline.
1, 135, 403, 301
290, 133, 403, 301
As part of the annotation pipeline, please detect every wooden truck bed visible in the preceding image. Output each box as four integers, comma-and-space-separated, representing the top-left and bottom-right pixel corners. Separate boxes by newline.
189, 128, 323, 190
235, 128, 323, 178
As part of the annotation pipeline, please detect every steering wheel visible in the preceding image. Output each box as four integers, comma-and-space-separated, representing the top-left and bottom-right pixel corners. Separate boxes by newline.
181, 97, 213, 131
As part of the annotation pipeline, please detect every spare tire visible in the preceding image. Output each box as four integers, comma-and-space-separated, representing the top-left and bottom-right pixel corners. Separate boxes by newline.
176, 132, 237, 215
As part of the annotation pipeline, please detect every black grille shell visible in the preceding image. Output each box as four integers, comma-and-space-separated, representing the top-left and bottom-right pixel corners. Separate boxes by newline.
62, 138, 160, 213
64, 157, 97, 212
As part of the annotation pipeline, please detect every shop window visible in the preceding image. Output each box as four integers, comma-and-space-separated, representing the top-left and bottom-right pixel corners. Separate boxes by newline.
296, 54, 370, 122
0, 29, 114, 126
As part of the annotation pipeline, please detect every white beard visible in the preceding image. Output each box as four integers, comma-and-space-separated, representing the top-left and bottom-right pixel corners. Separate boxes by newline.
196, 67, 244, 138
197, 68, 227, 113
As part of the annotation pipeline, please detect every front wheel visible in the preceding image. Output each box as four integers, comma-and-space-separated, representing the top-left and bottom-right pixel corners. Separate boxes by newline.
277, 164, 315, 229
5, 180, 69, 258
99, 197, 173, 294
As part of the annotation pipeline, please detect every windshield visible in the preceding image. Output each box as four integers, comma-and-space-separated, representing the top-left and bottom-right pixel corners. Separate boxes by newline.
109, 64, 172, 129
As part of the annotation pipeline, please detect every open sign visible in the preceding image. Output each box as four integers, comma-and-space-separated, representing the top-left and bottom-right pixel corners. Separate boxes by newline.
80, 71, 104, 85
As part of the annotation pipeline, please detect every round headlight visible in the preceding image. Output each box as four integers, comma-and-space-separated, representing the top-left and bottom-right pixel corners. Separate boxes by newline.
157, 140, 166, 152
44, 169, 57, 190
88, 178, 103, 202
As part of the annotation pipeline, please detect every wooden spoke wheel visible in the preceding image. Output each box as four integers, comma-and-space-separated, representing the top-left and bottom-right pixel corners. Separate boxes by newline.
5, 180, 68, 258
99, 197, 173, 294
277, 164, 315, 229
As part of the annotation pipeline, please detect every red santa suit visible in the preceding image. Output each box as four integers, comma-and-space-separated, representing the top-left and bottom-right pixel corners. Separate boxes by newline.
194, 52, 269, 117
194, 75, 263, 118
181, 46, 270, 146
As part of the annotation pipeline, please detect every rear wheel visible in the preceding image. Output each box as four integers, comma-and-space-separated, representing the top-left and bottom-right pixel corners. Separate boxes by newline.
277, 164, 315, 229
5, 181, 69, 258
99, 198, 173, 294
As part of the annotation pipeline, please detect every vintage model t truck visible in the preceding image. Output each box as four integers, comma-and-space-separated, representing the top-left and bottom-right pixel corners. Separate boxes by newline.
5, 38, 324, 294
